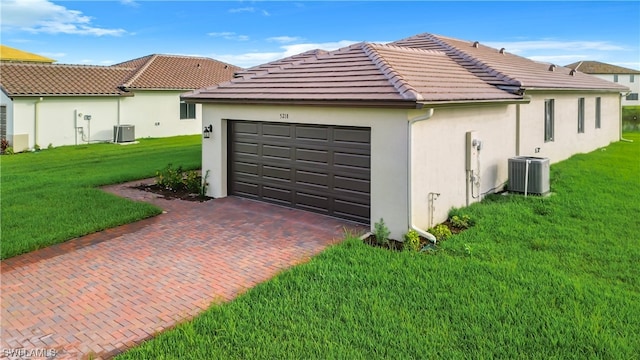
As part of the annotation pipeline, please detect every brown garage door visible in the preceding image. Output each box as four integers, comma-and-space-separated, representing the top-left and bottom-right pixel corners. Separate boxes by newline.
229, 121, 370, 224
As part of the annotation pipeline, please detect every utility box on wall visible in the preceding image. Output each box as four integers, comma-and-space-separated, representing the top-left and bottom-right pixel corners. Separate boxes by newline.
113, 125, 135, 143
508, 156, 550, 195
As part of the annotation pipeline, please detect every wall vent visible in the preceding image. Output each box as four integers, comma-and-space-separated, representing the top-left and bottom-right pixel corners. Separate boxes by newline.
508, 156, 550, 195
113, 125, 135, 143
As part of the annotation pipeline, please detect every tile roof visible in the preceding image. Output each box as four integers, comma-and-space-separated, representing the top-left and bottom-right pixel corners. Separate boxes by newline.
565, 61, 640, 75
184, 33, 629, 108
115, 54, 241, 90
0, 45, 55, 63
1, 54, 240, 97
0, 63, 133, 96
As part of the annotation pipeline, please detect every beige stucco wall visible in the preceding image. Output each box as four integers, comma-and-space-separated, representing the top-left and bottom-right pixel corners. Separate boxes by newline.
9, 91, 202, 150
120, 90, 202, 139
201, 104, 411, 239
410, 105, 517, 230
518, 91, 621, 164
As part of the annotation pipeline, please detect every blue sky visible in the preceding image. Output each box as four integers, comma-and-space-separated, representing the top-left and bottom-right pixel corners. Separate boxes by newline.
2, 0, 639, 70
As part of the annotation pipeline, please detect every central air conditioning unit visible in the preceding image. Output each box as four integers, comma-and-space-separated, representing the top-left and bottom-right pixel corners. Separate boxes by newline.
113, 125, 135, 143
508, 156, 550, 195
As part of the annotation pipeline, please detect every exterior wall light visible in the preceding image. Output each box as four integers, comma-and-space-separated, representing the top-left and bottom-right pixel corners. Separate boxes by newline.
203, 125, 213, 139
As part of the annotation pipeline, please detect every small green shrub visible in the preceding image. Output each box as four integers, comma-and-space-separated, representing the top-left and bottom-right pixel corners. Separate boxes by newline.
450, 214, 473, 229
33, 144, 41, 151
4, 146, 14, 155
156, 164, 185, 191
47, 143, 54, 150
403, 229, 420, 252
428, 224, 452, 242
374, 218, 390, 245
183, 170, 201, 194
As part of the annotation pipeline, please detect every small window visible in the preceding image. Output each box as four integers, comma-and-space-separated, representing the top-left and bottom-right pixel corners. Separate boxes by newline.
544, 99, 555, 142
180, 101, 196, 119
613, 74, 619, 82
595, 97, 601, 129
577, 98, 585, 133
626, 93, 639, 101
631, 74, 635, 83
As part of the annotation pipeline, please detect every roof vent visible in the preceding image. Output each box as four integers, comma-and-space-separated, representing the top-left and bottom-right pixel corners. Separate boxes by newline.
472, 41, 480, 48
548, 64, 556, 72
499, 48, 506, 54
570, 69, 577, 76
196, 63, 201, 68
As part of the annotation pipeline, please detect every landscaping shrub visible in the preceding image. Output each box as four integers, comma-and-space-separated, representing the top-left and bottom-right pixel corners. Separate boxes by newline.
373, 218, 390, 246
403, 229, 421, 252
427, 224, 452, 242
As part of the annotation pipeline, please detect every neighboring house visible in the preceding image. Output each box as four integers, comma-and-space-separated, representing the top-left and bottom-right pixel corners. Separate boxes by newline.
0, 45, 56, 64
0, 54, 241, 151
566, 61, 640, 106
182, 33, 629, 239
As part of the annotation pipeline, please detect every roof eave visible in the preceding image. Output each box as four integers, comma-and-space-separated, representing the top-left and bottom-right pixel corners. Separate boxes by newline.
522, 87, 630, 93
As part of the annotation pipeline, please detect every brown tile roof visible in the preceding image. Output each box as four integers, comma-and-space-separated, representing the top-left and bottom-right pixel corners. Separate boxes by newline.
1, 54, 241, 97
184, 33, 629, 108
115, 54, 241, 90
391, 34, 630, 92
0, 63, 133, 96
565, 61, 640, 74
184, 42, 521, 107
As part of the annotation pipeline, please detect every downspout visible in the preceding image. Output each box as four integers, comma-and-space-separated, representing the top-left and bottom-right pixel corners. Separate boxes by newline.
34, 97, 43, 148
620, 91, 633, 142
408, 109, 438, 244
515, 103, 521, 156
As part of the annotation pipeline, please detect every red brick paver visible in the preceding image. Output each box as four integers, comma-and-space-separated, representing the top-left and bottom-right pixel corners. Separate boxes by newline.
1, 179, 367, 359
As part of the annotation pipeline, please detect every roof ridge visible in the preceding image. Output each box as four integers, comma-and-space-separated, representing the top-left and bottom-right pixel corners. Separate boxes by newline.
120, 54, 159, 88
362, 43, 424, 101
427, 34, 524, 88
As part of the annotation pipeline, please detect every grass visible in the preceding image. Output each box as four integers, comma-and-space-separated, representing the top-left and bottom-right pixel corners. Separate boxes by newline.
117, 133, 640, 360
0, 136, 201, 259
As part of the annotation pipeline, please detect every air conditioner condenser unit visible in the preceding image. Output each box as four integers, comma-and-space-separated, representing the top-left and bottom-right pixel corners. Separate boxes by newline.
113, 125, 135, 143
508, 156, 550, 195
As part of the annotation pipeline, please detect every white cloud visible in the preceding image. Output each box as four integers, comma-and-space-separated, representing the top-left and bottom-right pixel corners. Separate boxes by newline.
229, 7, 255, 13
484, 40, 625, 54
120, 0, 139, 7
1, 0, 126, 36
211, 40, 359, 68
208, 32, 249, 41
268, 36, 302, 44
41, 51, 66, 59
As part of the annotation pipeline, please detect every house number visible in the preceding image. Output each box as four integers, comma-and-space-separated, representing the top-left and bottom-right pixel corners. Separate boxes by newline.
280, 113, 289, 119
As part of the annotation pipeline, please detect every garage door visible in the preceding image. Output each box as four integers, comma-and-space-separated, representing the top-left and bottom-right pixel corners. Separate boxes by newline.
229, 121, 370, 224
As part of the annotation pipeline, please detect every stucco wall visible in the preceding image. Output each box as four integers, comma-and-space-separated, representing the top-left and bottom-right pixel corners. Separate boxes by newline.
9, 91, 202, 150
411, 105, 517, 230
518, 91, 621, 163
201, 104, 411, 239
591, 74, 639, 106
120, 90, 201, 139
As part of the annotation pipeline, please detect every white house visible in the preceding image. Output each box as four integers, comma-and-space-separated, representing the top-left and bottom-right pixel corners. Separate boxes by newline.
0, 54, 241, 151
566, 61, 640, 106
182, 33, 629, 239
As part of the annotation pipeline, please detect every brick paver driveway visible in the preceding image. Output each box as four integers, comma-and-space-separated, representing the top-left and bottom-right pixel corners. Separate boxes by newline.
1, 179, 366, 359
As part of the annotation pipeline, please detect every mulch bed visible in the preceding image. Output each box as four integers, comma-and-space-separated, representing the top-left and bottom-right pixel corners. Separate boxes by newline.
132, 183, 213, 202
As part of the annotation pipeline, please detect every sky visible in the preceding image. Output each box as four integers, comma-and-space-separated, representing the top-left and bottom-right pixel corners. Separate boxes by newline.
1, 0, 639, 70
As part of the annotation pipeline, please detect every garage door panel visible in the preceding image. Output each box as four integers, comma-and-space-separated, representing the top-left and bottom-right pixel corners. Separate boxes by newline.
262, 165, 292, 181
263, 124, 292, 137
263, 186, 292, 204
263, 144, 291, 159
334, 152, 370, 168
229, 121, 370, 224
296, 148, 329, 164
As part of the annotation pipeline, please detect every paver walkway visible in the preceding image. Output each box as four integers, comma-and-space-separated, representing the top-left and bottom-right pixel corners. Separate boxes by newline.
1, 179, 367, 359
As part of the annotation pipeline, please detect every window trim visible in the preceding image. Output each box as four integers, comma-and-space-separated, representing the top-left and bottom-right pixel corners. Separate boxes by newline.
631, 74, 635, 83
544, 99, 555, 142
180, 101, 196, 120
595, 97, 601, 129
613, 74, 619, 82
577, 98, 585, 133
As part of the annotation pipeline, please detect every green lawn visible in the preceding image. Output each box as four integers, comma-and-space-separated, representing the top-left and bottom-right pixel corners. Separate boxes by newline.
118, 133, 640, 359
0, 136, 201, 259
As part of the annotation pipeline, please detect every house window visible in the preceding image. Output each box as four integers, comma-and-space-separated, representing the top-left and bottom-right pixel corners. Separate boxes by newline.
613, 74, 618, 82
626, 93, 639, 101
595, 97, 601, 129
180, 101, 196, 119
544, 99, 554, 142
0, 105, 6, 139
577, 98, 585, 133
631, 74, 635, 83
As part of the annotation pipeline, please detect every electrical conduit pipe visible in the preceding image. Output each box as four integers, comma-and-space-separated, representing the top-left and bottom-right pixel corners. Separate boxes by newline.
408, 109, 438, 244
